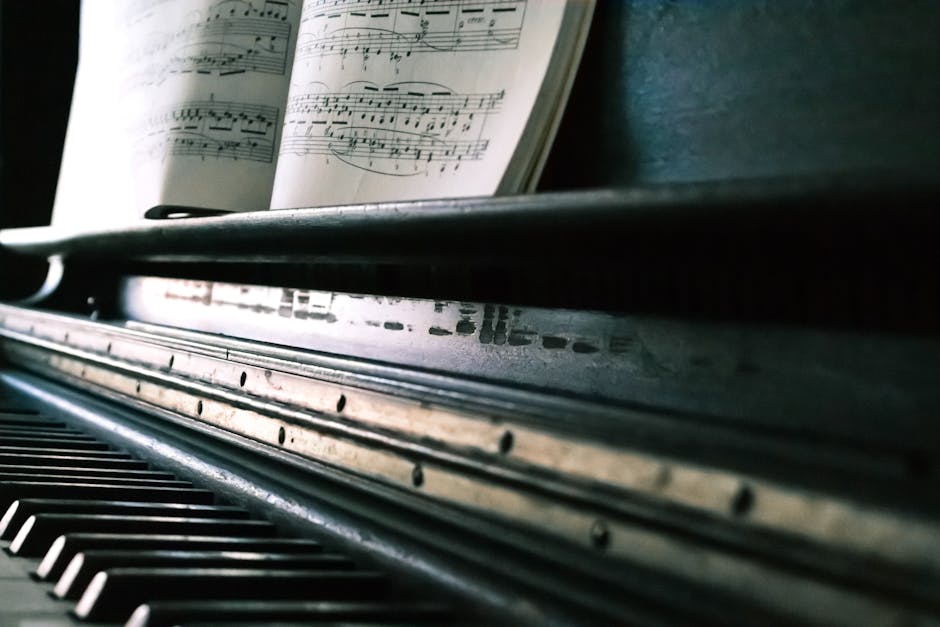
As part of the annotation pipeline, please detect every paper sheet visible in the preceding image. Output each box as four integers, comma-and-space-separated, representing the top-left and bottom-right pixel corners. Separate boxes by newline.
269, 0, 568, 208
53, 0, 300, 227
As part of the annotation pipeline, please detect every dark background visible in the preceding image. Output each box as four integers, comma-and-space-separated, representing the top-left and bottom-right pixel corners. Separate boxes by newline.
542, 0, 940, 188
0, 1, 78, 228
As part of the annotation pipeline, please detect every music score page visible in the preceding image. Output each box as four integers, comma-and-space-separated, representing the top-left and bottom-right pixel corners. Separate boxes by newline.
270, 0, 582, 208
53, 0, 299, 228
51, 0, 592, 227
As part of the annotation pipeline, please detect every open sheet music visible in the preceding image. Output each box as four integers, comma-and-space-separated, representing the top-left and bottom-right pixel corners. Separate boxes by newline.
52, 0, 594, 227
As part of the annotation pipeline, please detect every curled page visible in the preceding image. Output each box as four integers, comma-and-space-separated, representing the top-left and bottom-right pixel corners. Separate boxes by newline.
269, 0, 593, 208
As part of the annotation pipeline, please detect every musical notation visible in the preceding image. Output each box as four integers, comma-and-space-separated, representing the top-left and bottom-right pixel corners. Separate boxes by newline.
137, 99, 279, 163
280, 81, 502, 175
280, 132, 489, 173
296, 0, 527, 63
126, 0, 295, 85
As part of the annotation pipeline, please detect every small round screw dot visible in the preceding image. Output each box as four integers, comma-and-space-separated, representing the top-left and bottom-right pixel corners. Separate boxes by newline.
590, 520, 610, 550
411, 464, 424, 487
732, 485, 754, 516
499, 430, 514, 454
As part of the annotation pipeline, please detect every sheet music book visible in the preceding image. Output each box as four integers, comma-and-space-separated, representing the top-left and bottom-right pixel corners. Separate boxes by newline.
51, 0, 594, 229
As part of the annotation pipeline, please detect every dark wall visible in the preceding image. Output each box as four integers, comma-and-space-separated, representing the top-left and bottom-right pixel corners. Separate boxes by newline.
0, 1, 78, 229
543, 0, 940, 188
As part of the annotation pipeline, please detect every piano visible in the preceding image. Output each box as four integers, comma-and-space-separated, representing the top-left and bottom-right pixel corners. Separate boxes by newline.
1, 2, 939, 626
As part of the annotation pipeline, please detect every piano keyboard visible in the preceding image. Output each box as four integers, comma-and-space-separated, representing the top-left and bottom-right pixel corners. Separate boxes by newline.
0, 389, 452, 627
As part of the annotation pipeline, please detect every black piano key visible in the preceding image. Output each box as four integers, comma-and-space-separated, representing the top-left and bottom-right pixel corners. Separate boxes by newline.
73, 568, 387, 622
0, 436, 109, 450
0, 446, 130, 458
0, 416, 64, 427
36, 534, 324, 581
0, 498, 248, 540
55, 550, 355, 600
0, 428, 98, 438
0, 426, 84, 436
125, 600, 451, 627
0, 424, 91, 433
10, 514, 276, 556
0, 473, 191, 488
0, 453, 149, 469
0, 482, 215, 512
0, 464, 176, 483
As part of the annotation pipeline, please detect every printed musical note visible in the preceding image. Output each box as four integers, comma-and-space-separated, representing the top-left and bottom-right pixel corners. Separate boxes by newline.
296, 0, 527, 63
279, 81, 502, 175
126, 0, 296, 85
136, 98, 279, 163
